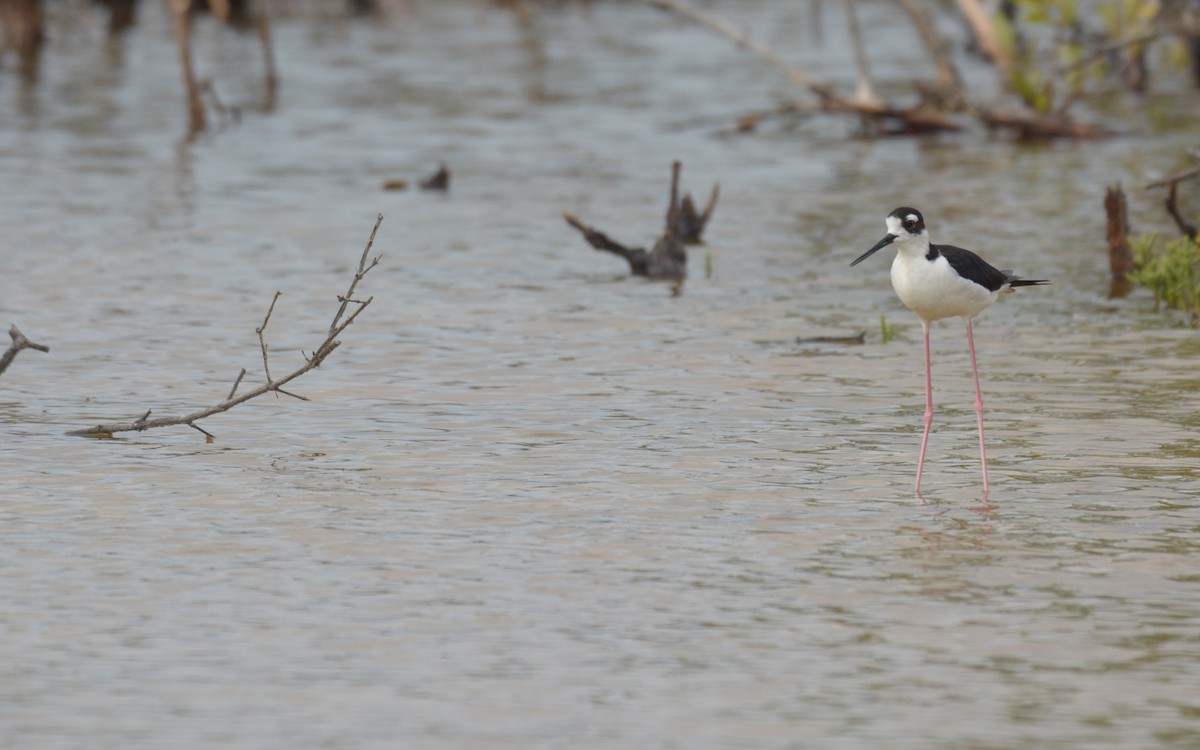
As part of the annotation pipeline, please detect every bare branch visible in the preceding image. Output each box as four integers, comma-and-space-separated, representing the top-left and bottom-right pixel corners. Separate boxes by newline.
896, 0, 966, 103
227, 368, 247, 400
69, 216, 384, 439
954, 0, 1011, 72
188, 421, 215, 442
1146, 164, 1200, 190
257, 290, 282, 384
1165, 182, 1199, 240
0, 325, 50, 379
841, 0, 879, 106
330, 213, 383, 336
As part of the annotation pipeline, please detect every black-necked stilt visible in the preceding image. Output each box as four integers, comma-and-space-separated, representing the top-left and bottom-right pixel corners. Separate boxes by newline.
851, 207, 1048, 495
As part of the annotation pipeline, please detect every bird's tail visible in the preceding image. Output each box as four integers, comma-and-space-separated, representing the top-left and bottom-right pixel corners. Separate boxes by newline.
1002, 271, 1050, 288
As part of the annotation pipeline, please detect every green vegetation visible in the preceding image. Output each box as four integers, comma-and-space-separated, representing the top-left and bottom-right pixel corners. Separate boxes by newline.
998, 0, 1179, 113
1128, 232, 1200, 325
880, 314, 896, 343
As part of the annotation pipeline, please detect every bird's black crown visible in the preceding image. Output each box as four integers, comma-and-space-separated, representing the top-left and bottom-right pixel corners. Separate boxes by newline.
888, 207, 925, 235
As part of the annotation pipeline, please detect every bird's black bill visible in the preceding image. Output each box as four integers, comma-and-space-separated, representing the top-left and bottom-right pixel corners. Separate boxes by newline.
851, 234, 896, 266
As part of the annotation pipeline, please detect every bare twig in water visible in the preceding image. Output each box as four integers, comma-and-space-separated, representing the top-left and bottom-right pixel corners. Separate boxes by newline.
1104, 184, 1133, 297
564, 161, 706, 284
1146, 164, 1200, 240
0, 325, 50, 379
1145, 163, 1200, 190
1164, 182, 1199, 241
256, 290, 282, 385
69, 214, 385, 439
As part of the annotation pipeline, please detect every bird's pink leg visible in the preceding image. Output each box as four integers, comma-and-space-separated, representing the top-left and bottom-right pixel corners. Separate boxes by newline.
915, 321, 933, 494
965, 319, 990, 494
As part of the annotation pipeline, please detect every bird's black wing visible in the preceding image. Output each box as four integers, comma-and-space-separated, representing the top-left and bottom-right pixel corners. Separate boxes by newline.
934, 244, 1009, 292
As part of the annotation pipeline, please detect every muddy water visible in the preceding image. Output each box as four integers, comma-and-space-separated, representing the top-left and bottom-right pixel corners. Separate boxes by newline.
2, 2, 1199, 748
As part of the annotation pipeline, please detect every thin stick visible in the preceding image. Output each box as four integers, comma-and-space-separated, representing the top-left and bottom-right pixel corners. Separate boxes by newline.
895, 0, 965, 99
953, 0, 1011, 72
227, 368, 247, 400
331, 213, 383, 336
69, 216, 384, 438
1146, 164, 1200, 190
841, 0, 879, 106
0, 325, 50, 378
257, 290, 282, 384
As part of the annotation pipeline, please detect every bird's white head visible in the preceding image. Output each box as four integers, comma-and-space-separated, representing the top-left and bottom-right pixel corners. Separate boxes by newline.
851, 206, 928, 266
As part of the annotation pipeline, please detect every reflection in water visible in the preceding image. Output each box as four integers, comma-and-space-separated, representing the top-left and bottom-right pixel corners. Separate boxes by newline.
1, 2, 1200, 749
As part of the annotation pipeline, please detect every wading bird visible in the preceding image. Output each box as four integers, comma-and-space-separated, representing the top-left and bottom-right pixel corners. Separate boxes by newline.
851, 207, 1048, 495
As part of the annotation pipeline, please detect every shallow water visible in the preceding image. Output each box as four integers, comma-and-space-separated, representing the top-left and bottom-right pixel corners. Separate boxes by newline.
2, 2, 1199, 748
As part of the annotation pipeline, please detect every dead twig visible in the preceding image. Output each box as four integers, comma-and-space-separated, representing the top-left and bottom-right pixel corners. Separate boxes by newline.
1146, 164, 1200, 240
69, 214, 385, 440
257, 290, 282, 385
1165, 182, 1199, 241
1145, 164, 1200, 190
0, 325, 50, 379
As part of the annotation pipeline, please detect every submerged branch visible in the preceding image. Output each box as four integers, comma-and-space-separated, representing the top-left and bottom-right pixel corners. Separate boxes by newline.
0, 325, 50, 379
69, 214, 385, 439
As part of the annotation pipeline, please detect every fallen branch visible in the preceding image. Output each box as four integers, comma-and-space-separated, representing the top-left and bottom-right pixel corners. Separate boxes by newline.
69, 214, 384, 439
564, 161, 706, 284
973, 106, 1111, 140
0, 325, 50, 379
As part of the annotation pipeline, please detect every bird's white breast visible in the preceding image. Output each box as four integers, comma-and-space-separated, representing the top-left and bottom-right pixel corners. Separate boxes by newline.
890, 250, 999, 324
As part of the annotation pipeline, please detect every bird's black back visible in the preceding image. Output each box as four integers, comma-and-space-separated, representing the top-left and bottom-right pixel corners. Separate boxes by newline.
931, 244, 1047, 292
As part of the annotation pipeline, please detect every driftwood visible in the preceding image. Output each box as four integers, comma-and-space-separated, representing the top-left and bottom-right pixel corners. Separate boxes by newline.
564, 161, 716, 285
0, 325, 49, 379
69, 214, 384, 440
1104, 185, 1134, 297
